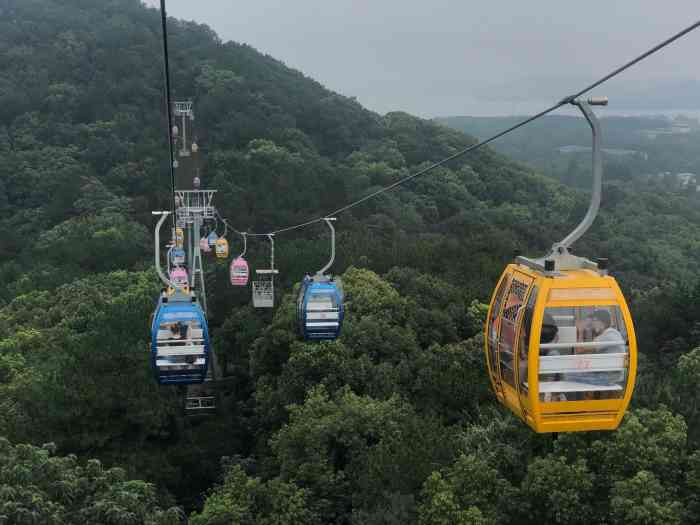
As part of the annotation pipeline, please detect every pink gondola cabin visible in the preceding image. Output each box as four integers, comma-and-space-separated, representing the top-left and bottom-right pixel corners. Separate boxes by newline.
230, 257, 250, 286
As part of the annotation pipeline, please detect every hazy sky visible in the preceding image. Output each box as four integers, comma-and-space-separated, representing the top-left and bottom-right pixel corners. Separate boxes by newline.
143, 1, 700, 117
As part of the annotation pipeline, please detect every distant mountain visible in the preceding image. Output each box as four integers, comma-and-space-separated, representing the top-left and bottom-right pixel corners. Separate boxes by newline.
437, 113, 700, 187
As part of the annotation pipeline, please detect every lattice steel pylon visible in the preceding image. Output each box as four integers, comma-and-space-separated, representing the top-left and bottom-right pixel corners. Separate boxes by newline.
170, 100, 220, 416
179, 197, 218, 416
189, 214, 208, 314
176, 190, 217, 224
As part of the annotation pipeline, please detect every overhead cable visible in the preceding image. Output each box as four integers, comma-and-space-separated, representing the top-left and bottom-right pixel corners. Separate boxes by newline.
216, 18, 700, 237
159, 0, 177, 222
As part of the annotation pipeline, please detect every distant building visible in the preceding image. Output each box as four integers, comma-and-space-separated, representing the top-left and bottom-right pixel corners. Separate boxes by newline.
558, 145, 590, 154
639, 125, 693, 140
557, 145, 648, 161
677, 173, 697, 188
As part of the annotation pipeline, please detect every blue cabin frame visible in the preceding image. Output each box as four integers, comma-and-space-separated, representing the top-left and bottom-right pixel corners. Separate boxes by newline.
150, 295, 210, 384
297, 275, 344, 340
171, 248, 186, 266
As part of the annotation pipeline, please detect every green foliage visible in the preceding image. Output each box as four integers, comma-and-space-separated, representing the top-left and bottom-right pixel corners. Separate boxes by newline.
0, 438, 181, 524
270, 386, 456, 523
410, 339, 490, 422
520, 456, 594, 525
610, 471, 683, 525
674, 347, 700, 443
190, 465, 318, 525
686, 450, 700, 522
418, 453, 514, 525
0, 270, 178, 451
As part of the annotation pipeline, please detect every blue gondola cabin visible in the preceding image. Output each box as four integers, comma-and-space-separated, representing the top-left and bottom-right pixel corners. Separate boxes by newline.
171, 248, 186, 266
150, 294, 210, 384
297, 275, 344, 340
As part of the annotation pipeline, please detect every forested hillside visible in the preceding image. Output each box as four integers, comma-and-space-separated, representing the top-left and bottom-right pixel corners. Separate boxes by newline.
2, 0, 700, 523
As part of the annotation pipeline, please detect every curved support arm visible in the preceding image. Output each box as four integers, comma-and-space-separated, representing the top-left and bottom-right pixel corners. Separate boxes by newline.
317, 218, 336, 276
240, 232, 247, 258
153, 211, 174, 288
556, 98, 606, 250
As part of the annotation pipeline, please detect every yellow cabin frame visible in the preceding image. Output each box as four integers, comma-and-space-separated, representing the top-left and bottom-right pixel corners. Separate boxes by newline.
484, 263, 637, 433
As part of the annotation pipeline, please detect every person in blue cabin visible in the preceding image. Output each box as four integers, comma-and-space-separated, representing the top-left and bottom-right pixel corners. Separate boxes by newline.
168, 322, 181, 339
177, 321, 189, 341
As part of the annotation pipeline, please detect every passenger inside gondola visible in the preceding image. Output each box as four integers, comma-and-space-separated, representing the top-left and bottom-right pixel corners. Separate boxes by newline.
576, 310, 626, 398
308, 291, 337, 310
157, 317, 203, 369
588, 310, 625, 353
539, 313, 567, 402
540, 313, 559, 350
158, 323, 180, 344
538, 306, 629, 402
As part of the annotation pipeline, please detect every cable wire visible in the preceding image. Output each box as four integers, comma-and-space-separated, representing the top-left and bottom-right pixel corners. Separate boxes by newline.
159, 0, 177, 223
215, 18, 700, 238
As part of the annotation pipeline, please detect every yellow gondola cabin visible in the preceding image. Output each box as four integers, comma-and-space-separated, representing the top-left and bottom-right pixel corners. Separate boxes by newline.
484, 96, 637, 433
485, 262, 637, 433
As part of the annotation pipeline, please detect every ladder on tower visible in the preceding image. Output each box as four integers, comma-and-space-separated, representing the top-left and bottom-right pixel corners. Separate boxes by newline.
183, 211, 217, 416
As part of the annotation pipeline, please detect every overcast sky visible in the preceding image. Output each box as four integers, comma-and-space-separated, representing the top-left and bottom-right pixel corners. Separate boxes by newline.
143, 1, 700, 117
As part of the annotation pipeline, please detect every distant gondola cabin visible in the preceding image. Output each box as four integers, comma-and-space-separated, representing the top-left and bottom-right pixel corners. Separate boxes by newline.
207, 231, 219, 247
171, 248, 186, 266
170, 267, 189, 291
230, 257, 249, 286
175, 228, 184, 248
215, 238, 229, 258
485, 263, 636, 433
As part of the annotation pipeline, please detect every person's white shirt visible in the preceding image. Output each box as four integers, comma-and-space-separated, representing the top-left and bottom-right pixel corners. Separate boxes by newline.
594, 326, 626, 383
594, 327, 625, 354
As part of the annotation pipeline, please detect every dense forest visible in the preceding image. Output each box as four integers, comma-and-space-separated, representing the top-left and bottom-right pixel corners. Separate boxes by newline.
2, 0, 700, 523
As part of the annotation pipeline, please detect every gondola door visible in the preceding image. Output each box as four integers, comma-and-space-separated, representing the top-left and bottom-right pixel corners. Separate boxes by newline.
486, 272, 511, 400
515, 284, 539, 424
497, 271, 534, 415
